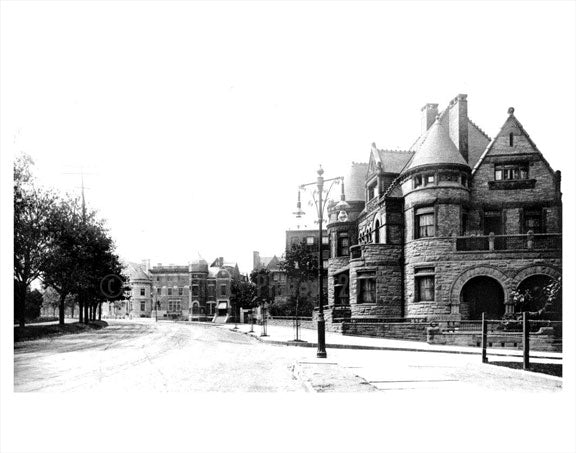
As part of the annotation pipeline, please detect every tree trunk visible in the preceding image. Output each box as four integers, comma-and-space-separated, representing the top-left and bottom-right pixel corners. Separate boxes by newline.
16, 282, 27, 328
59, 293, 66, 325
84, 303, 89, 324
71, 303, 75, 319
79, 298, 84, 323
98, 302, 102, 321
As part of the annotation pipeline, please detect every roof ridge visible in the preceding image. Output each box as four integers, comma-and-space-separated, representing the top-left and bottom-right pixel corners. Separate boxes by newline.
377, 149, 414, 154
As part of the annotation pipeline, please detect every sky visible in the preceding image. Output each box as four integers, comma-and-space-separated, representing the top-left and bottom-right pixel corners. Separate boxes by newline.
2, 1, 575, 276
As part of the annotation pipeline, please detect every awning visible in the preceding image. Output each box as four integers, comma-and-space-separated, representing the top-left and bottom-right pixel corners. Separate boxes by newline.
217, 302, 228, 309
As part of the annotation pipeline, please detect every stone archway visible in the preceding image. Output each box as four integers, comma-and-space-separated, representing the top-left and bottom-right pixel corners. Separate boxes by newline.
460, 276, 505, 319
512, 264, 561, 290
450, 265, 510, 317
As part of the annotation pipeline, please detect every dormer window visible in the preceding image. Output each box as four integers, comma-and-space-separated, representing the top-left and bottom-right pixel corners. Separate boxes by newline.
494, 163, 528, 181
414, 175, 422, 188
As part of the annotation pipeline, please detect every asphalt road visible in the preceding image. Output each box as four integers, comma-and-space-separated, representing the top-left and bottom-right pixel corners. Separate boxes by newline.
14, 320, 309, 392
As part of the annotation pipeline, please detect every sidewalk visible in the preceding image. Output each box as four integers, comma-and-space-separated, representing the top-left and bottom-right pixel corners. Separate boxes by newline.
215, 321, 563, 360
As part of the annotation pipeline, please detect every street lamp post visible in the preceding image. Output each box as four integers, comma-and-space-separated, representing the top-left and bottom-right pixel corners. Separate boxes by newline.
294, 166, 349, 359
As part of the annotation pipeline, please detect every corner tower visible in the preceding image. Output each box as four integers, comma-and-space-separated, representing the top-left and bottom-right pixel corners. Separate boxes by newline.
399, 118, 472, 318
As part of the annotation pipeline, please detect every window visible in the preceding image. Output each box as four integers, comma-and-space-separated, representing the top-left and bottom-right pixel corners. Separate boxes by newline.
323, 260, 329, 269
306, 236, 315, 245
273, 273, 279, 281
414, 175, 422, 188
415, 268, 435, 301
374, 220, 380, 243
524, 209, 543, 233
140, 288, 145, 296
140, 301, 146, 311
424, 174, 435, 186
168, 300, 181, 312
192, 285, 199, 297
439, 172, 458, 182
461, 210, 469, 236
494, 163, 528, 181
322, 236, 329, 245
178, 287, 183, 296
167, 288, 172, 296
509, 133, 514, 147
208, 285, 215, 297
461, 174, 469, 188
220, 284, 227, 297
415, 207, 435, 238
358, 275, 376, 304
157, 287, 162, 295
291, 237, 299, 246
368, 182, 377, 200
156, 276, 160, 281
337, 232, 349, 256
280, 273, 286, 283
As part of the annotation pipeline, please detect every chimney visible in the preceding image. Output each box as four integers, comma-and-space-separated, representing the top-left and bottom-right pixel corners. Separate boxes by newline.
141, 259, 150, 272
421, 103, 439, 132
253, 251, 261, 270
448, 94, 469, 162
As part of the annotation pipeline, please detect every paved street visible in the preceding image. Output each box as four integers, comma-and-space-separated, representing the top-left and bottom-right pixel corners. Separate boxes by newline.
14, 319, 562, 394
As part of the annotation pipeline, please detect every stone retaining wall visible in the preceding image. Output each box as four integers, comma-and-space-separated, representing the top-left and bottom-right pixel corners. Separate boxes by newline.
427, 330, 561, 352
341, 322, 428, 341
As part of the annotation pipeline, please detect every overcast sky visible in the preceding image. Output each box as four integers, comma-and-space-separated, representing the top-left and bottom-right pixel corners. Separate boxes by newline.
2, 1, 575, 274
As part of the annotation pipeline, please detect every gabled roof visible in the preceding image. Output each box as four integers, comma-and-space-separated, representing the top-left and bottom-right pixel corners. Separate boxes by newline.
126, 262, 151, 281
368, 143, 413, 176
472, 108, 555, 176
405, 119, 469, 172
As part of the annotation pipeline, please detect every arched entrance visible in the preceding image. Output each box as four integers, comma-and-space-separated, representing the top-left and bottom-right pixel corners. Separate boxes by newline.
516, 275, 556, 313
460, 276, 505, 320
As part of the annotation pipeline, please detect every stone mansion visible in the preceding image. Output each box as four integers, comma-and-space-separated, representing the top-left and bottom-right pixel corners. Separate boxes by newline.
325, 94, 562, 323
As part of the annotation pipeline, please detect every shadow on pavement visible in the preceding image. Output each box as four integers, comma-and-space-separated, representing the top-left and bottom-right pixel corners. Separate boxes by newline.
14, 321, 108, 342
490, 361, 562, 377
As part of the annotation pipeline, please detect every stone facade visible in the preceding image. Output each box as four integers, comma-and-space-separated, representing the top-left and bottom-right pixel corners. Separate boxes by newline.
326, 95, 562, 325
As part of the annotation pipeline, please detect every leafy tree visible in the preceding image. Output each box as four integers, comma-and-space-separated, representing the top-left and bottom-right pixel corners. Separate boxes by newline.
41, 196, 128, 325
13, 288, 44, 321
249, 268, 274, 305
14, 153, 57, 328
277, 242, 321, 317
510, 277, 562, 320
42, 286, 76, 318
230, 278, 257, 322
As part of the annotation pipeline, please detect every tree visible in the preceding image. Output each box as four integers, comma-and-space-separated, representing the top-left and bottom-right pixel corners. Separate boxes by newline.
510, 277, 562, 320
278, 242, 320, 317
13, 288, 44, 322
42, 286, 76, 318
249, 268, 274, 304
230, 278, 257, 322
14, 153, 57, 328
41, 196, 128, 325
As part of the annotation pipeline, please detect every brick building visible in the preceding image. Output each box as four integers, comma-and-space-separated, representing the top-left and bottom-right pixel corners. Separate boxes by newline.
103, 258, 240, 321
325, 94, 562, 324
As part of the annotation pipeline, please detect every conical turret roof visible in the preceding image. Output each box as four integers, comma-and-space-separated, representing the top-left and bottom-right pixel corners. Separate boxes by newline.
405, 119, 469, 172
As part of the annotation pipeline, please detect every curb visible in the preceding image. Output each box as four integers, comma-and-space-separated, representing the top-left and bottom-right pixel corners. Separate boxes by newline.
219, 326, 561, 360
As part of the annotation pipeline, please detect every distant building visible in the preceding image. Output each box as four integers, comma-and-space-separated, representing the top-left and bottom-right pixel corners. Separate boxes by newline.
102, 257, 240, 321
